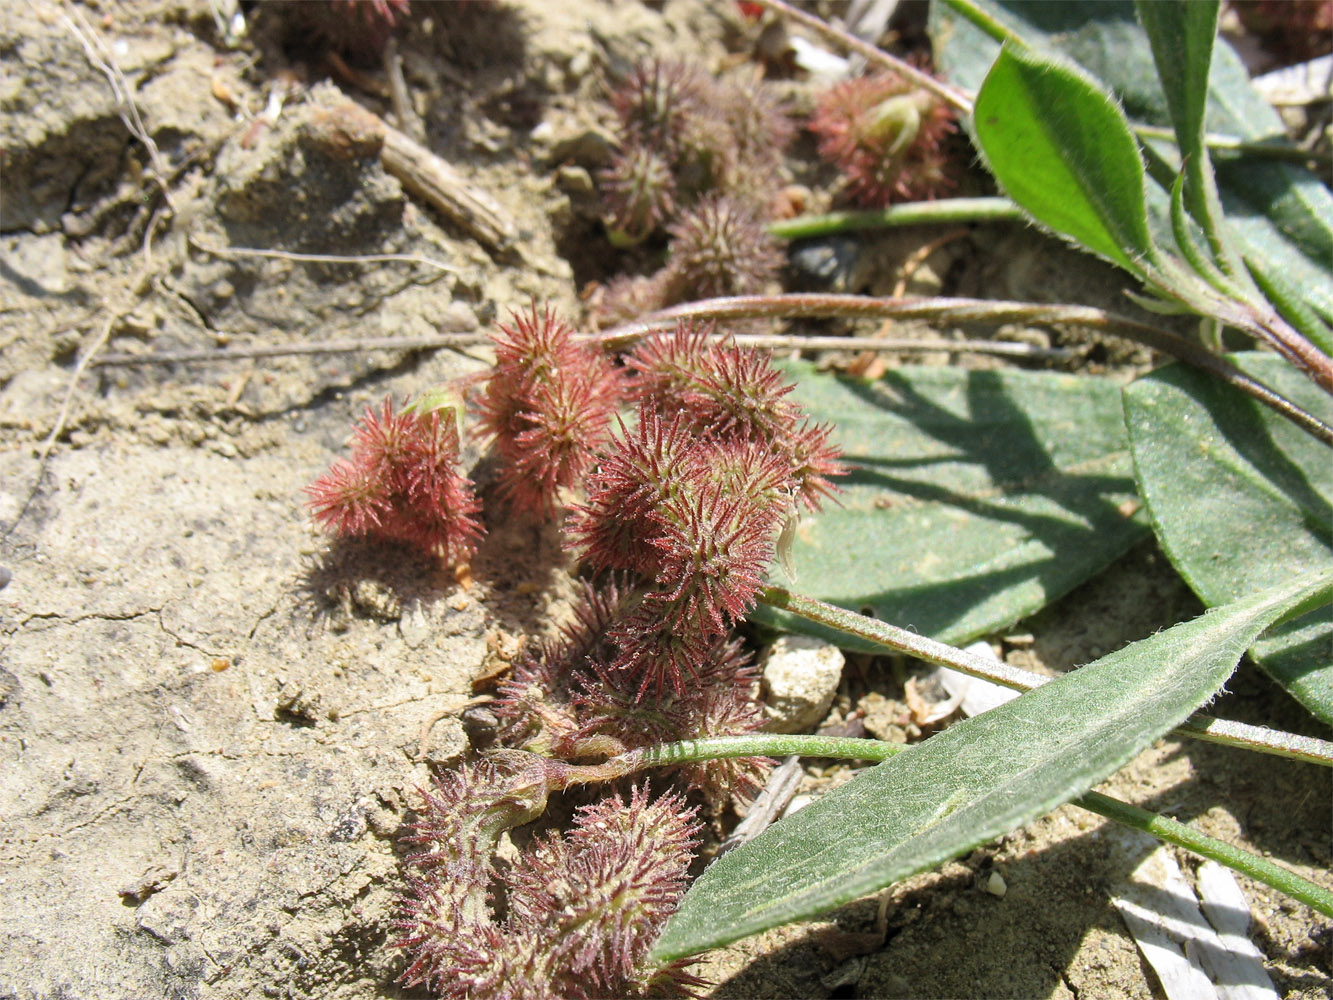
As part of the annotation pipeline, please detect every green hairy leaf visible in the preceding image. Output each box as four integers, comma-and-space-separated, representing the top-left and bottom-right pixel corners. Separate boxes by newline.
972, 43, 1155, 274
932, 0, 1333, 322
1125, 354, 1333, 722
655, 572, 1333, 961
753, 361, 1147, 648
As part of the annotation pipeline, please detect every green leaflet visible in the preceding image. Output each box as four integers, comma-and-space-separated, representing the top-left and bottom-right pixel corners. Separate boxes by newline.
1124, 354, 1333, 723
931, 0, 1333, 322
655, 572, 1333, 960
752, 361, 1147, 648
972, 43, 1154, 274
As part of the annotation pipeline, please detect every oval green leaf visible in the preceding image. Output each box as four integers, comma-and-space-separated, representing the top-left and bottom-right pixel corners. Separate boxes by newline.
655, 571, 1332, 962
1124, 353, 1333, 723
933, 0, 1333, 323
752, 361, 1148, 649
972, 43, 1154, 274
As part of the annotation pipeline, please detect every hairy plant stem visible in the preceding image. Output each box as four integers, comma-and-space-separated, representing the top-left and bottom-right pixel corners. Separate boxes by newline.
1078, 791, 1333, 917
598, 293, 1333, 445
555, 734, 1333, 917
1247, 306, 1333, 396
768, 198, 1023, 240
1132, 123, 1328, 167
757, 586, 1333, 768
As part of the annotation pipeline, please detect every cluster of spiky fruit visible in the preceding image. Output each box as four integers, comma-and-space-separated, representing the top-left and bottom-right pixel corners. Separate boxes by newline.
594, 59, 793, 324
305, 396, 482, 565
601, 59, 793, 243
569, 325, 840, 690
492, 577, 772, 811
306, 305, 844, 996
475, 304, 622, 518
397, 756, 703, 999
809, 69, 956, 207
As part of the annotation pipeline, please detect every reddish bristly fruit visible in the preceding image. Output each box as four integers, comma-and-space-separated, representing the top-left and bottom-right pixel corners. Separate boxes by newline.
610, 59, 708, 156
305, 397, 483, 565
590, 271, 669, 329
492, 578, 629, 753
504, 786, 701, 993
566, 325, 846, 696
396, 766, 704, 1000
626, 322, 845, 510
598, 57, 794, 251
566, 410, 694, 577
711, 70, 796, 201
491, 580, 770, 808
600, 144, 678, 245
662, 195, 784, 301
809, 70, 956, 207
477, 304, 623, 519
648, 484, 779, 636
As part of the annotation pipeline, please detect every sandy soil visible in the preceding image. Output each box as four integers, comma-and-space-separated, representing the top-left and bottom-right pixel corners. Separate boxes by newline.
1, 2, 1328, 998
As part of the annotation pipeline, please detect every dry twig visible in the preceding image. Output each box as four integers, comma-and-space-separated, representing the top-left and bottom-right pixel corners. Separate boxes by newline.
92, 330, 1079, 366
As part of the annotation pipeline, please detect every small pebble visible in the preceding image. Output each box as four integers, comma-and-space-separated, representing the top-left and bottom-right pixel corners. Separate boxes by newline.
984, 871, 1007, 897
762, 635, 845, 733
787, 236, 861, 292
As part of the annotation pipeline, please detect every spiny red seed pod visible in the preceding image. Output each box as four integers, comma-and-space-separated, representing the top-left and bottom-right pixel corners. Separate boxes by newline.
477, 304, 623, 518
662, 195, 784, 301
710, 70, 795, 201
505, 786, 701, 993
305, 396, 483, 565
566, 411, 695, 576
492, 579, 629, 750
627, 321, 797, 441
627, 324, 845, 511
571, 632, 769, 805
693, 436, 793, 513
810, 70, 956, 206
610, 59, 708, 155
782, 415, 846, 512
680, 337, 800, 441
488, 580, 770, 808
590, 271, 669, 328
622, 321, 712, 406
395, 756, 555, 995
600, 143, 678, 245
397, 769, 703, 999
648, 484, 780, 636
606, 600, 715, 698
